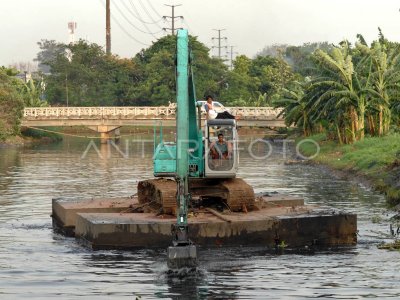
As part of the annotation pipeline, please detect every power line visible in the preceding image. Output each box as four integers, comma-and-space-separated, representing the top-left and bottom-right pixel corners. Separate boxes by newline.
112, 13, 151, 46
113, 1, 161, 36
138, 0, 163, 29
128, 0, 164, 27
180, 6, 197, 36
163, 4, 183, 35
126, 0, 163, 39
145, 0, 163, 19
212, 29, 227, 59
181, 18, 194, 35
122, 0, 163, 25
98, 0, 150, 47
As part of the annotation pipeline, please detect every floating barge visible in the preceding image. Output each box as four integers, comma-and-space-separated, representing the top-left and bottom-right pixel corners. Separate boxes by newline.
52, 194, 357, 250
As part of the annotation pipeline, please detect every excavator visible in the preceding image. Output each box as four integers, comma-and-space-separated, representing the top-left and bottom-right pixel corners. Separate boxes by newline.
137, 29, 255, 269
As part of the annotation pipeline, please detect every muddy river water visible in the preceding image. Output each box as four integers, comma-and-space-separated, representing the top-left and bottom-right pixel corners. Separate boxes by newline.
0, 134, 399, 299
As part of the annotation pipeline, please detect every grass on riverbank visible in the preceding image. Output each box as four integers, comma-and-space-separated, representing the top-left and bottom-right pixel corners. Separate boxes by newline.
0, 127, 63, 147
21, 127, 63, 142
299, 133, 400, 206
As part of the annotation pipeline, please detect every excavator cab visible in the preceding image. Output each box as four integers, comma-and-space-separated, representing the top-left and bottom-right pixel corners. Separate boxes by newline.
204, 119, 238, 178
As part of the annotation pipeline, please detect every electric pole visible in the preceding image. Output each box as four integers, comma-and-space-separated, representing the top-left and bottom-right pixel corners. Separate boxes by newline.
212, 29, 227, 59
106, 0, 111, 55
163, 4, 183, 35
227, 46, 238, 70
65, 74, 69, 107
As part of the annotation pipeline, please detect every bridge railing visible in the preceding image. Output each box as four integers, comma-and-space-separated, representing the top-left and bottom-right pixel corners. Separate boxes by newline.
23, 107, 176, 119
228, 107, 283, 118
23, 106, 283, 119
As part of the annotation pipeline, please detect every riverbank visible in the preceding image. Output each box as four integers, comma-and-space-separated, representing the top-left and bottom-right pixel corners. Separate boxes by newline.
298, 133, 400, 206
0, 127, 62, 147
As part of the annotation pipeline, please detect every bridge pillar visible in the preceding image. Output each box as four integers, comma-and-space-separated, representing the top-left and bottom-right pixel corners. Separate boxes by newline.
87, 125, 121, 144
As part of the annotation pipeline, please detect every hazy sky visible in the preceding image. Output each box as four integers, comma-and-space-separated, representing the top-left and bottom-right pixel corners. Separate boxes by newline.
1, 0, 400, 66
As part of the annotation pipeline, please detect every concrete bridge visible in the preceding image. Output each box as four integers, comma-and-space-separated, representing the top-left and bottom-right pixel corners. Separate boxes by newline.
22, 106, 285, 142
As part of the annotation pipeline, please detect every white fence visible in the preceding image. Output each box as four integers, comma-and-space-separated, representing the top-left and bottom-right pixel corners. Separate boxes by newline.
23, 106, 283, 119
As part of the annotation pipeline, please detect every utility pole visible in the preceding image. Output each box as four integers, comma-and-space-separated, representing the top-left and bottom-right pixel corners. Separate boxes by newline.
64, 49, 72, 107
212, 29, 227, 59
163, 4, 183, 35
65, 74, 69, 107
227, 46, 239, 70
106, 0, 111, 55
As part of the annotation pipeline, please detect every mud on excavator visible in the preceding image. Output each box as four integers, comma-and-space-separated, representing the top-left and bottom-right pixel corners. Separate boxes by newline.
137, 29, 255, 269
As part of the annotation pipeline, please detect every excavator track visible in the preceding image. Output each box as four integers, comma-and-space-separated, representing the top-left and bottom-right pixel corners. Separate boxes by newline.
137, 178, 177, 214
138, 178, 255, 214
190, 178, 255, 211
219, 178, 255, 211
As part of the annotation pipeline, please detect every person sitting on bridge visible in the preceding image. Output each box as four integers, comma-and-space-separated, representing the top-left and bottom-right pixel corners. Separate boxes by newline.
204, 95, 237, 120
210, 133, 232, 159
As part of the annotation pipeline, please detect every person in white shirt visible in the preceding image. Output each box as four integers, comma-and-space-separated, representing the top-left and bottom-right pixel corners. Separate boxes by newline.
204, 95, 236, 120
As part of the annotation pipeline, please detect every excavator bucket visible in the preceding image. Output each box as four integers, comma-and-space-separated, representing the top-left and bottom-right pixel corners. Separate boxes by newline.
167, 244, 197, 269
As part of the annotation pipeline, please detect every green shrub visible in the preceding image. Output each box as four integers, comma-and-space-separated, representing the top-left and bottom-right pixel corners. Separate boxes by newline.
0, 71, 24, 141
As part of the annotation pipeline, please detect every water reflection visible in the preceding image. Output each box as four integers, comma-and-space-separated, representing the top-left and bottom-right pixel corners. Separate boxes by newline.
0, 147, 21, 199
163, 271, 211, 300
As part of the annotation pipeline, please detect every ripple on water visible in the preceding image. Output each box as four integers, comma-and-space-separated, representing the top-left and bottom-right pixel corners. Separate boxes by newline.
0, 137, 400, 299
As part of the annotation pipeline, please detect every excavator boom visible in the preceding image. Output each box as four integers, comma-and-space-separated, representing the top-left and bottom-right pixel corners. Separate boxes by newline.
167, 29, 197, 269
137, 29, 255, 269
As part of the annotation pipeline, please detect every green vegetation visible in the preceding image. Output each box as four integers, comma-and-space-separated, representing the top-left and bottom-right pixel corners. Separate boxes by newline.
0, 68, 24, 141
35, 35, 295, 107
299, 133, 400, 205
279, 30, 400, 144
37, 40, 139, 106
21, 127, 62, 143
35, 37, 228, 106
258, 42, 334, 76
220, 54, 295, 106
132, 35, 227, 105
275, 30, 400, 205
0, 67, 49, 143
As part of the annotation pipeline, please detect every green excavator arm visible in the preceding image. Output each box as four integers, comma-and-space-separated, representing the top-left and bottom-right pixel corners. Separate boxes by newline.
153, 31, 203, 179
167, 29, 198, 269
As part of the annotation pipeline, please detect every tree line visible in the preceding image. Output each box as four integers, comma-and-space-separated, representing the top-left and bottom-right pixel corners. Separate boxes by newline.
34, 35, 295, 107
2, 30, 399, 143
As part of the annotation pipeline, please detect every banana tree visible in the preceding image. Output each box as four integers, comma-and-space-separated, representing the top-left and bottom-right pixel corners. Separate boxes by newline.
305, 43, 367, 143
275, 80, 312, 136
364, 42, 400, 136
23, 79, 48, 107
